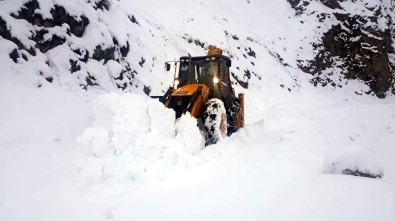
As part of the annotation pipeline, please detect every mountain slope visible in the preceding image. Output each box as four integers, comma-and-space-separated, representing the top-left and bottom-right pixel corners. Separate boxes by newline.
1, 0, 394, 97
290, 0, 395, 97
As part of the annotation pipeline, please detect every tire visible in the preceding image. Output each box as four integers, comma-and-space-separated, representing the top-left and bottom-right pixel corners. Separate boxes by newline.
227, 101, 242, 136
202, 98, 227, 145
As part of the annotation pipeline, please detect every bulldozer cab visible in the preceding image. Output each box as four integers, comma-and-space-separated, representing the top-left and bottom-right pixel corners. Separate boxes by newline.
177, 55, 232, 95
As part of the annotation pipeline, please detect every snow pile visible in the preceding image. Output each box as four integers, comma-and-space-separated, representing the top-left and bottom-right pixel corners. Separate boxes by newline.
77, 92, 204, 186
323, 146, 384, 179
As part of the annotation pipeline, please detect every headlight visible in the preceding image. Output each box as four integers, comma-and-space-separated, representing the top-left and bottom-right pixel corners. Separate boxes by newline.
213, 77, 220, 84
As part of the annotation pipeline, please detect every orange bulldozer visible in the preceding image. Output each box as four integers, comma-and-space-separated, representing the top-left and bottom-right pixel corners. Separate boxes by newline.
154, 46, 244, 145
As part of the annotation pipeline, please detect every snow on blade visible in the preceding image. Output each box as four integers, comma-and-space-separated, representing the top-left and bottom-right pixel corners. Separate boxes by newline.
77, 92, 204, 186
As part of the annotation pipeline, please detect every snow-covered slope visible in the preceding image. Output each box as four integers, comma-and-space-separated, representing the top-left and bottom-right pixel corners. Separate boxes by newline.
1, 0, 394, 97
1, 0, 395, 220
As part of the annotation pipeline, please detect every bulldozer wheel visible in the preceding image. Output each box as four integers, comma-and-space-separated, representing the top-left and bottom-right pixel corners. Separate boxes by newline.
227, 101, 242, 136
202, 98, 227, 145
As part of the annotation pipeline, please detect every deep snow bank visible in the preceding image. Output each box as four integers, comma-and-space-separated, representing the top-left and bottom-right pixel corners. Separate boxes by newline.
77, 93, 206, 186
323, 146, 384, 178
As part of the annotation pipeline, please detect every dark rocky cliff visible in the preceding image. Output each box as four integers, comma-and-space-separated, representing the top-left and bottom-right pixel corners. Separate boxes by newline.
289, 0, 395, 98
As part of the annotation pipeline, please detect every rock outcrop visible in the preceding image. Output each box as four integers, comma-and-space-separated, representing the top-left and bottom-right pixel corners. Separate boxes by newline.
0, 0, 152, 93
290, 0, 395, 97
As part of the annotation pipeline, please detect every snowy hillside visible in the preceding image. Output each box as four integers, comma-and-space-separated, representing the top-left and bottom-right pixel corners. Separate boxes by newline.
1, 0, 395, 220
1, 0, 394, 96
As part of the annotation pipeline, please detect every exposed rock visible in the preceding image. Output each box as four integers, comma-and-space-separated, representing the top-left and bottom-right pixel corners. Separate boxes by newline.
291, 0, 395, 98
94, 0, 110, 11
4, 0, 90, 56
288, 0, 341, 11
231, 72, 249, 88
143, 85, 151, 95
320, 0, 343, 9
300, 12, 394, 98
9, 49, 19, 63
128, 15, 139, 25
37, 35, 66, 53
287, 0, 309, 15
287, 0, 302, 8
45, 76, 53, 83
342, 168, 383, 179
1, 0, 143, 93
21, 53, 28, 61
80, 72, 99, 90
71, 48, 89, 63
120, 41, 130, 57
0, 16, 35, 55
50, 5, 89, 37
244, 69, 252, 79
114, 64, 137, 90
92, 45, 115, 63
10, 0, 40, 23
183, 34, 206, 48
246, 47, 256, 58
11, 1, 89, 37
69, 59, 81, 73
139, 57, 146, 67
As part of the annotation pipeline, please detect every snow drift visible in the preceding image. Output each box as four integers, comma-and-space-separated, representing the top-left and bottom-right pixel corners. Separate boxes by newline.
77, 93, 205, 186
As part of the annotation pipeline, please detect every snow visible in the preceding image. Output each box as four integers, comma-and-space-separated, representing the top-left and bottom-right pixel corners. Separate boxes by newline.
1, 0, 395, 220
323, 146, 384, 178
0, 69, 91, 221
2, 84, 395, 220
76, 92, 205, 187
106, 60, 123, 78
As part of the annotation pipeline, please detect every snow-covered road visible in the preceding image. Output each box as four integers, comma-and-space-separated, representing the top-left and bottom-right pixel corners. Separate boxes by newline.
1, 89, 394, 221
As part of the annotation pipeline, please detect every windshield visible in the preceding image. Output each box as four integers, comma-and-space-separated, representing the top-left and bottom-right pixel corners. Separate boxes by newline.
178, 57, 219, 87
